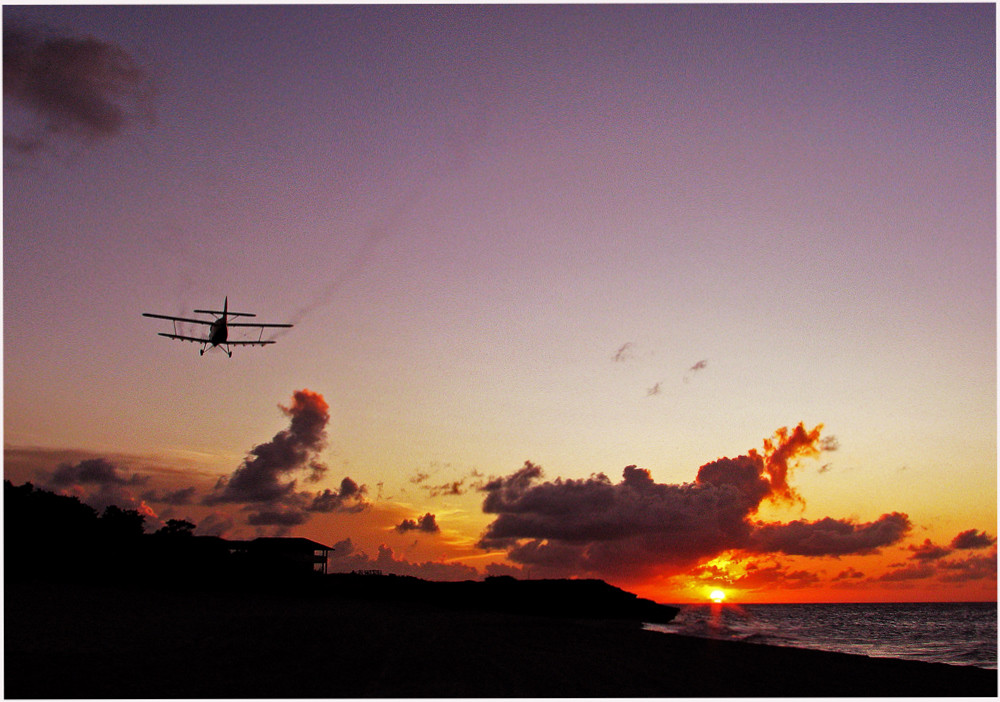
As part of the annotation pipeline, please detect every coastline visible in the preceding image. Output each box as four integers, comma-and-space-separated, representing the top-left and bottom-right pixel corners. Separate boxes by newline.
6, 580, 996, 698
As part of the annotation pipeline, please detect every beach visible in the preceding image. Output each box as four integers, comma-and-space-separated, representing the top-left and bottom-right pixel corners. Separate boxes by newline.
5, 580, 996, 698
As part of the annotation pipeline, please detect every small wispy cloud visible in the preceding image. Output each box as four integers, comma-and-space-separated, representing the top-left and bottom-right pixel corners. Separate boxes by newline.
683, 359, 708, 383
612, 342, 635, 363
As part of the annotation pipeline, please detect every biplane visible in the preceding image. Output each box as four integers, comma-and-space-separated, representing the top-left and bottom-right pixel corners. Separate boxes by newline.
143, 297, 292, 357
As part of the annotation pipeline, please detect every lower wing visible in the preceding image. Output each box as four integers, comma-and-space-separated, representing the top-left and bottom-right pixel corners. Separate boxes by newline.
158, 333, 274, 347
158, 333, 209, 343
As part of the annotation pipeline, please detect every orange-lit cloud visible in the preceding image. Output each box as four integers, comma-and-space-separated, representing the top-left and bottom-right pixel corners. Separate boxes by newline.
204, 390, 369, 532
476, 424, 906, 581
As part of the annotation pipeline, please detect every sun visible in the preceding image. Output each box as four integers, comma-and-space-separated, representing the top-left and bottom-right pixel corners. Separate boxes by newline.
709, 589, 726, 603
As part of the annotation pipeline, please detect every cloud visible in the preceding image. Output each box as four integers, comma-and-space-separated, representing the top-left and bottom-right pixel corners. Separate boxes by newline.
44, 457, 159, 525
246, 508, 310, 528
818, 436, 840, 451
204, 389, 369, 531
476, 424, 912, 581
730, 562, 821, 590
206, 390, 331, 505
142, 486, 197, 506
937, 551, 998, 583
950, 529, 997, 550
832, 567, 865, 581
416, 469, 484, 497
612, 342, 635, 362
308, 477, 369, 513
328, 539, 479, 581
394, 512, 440, 534
683, 359, 708, 383
746, 513, 911, 557
907, 538, 953, 561
3, 22, 154, 153
877, 562, 937, 582
50, 458, 145, 487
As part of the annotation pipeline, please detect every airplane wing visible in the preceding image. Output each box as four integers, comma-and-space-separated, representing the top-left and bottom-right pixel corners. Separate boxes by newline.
157, 332, 210, 343
194, 308, 256, 318
228, 322, 294, 328
226, 340, 277, 346
143, 313, 213, 326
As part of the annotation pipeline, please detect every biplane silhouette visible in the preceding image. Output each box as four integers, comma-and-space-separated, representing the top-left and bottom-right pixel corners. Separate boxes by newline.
143, 297, 292, 357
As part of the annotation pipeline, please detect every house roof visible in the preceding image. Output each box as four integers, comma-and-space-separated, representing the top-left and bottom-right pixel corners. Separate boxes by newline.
247, 537, 334, 551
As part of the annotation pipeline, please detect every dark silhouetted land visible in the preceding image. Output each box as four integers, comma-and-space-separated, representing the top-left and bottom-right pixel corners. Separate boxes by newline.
6, 578, 997, 698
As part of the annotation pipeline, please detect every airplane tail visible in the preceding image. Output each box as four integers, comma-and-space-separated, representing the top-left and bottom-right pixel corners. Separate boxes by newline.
193, 296, 256, 318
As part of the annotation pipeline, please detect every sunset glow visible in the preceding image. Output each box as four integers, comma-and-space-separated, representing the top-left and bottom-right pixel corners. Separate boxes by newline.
3, 4, 995, 605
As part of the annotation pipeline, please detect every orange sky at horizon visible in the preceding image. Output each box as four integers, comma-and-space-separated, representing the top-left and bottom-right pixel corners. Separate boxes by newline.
5, 404, 995, 605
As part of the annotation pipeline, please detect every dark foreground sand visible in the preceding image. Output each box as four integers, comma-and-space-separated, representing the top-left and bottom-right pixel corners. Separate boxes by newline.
6, 581, 996, 698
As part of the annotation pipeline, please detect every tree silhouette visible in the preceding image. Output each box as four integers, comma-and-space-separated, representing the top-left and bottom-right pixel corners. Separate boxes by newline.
99, 504, 146, 539
155, 519, 196, 537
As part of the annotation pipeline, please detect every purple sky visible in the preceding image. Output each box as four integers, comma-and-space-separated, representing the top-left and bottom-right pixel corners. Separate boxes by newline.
3, 5, 995, 597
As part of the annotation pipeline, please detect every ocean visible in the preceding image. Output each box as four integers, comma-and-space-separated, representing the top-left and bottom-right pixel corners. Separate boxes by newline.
646, 602, 997, 669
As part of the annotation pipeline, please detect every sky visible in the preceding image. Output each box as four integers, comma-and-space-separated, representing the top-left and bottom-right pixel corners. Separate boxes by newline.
3, 4, 995, 604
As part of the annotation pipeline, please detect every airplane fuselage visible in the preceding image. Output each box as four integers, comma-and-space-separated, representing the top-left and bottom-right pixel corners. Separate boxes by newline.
209, 317, 228, 346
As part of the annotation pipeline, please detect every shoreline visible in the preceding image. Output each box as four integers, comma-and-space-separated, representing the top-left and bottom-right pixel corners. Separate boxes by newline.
6, 580, 997, 697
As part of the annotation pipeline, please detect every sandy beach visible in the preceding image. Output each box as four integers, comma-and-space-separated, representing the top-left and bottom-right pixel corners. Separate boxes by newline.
5, 580, 996, 698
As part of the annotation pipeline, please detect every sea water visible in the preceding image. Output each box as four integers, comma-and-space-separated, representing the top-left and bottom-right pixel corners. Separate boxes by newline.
645, 602, 997, 669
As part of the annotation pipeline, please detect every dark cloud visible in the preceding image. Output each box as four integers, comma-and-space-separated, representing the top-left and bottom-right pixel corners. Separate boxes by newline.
877, 562, 937, 582
45, 458, 157, 524
246, 509, 310, 528
832, 567, 865, 581
206, 390, 331, 505
612, 342, 635, 363
395, 513, 440, 534
937, 551, 998, 583
746, 513, 911, 557
476, 424, 912, 580
308, 477, 368, 514
730, 562, 821, 590
50, 458, 145, 487
142, 486, 197, 506
818, 436, 840, 452
192, 512, 235, 537
204, 390, 369, 532
3, 22, 154, 153
907, 538, 952, 561
950, 529, 997, 550
421, 471, 484, 497
683, 359, 708, 383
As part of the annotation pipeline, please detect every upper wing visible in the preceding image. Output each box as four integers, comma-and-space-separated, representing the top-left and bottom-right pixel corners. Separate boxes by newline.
157, 332, 210, 343
143, 313, 213, 326
228, 322, 294, 328
226, 340, 277, 346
